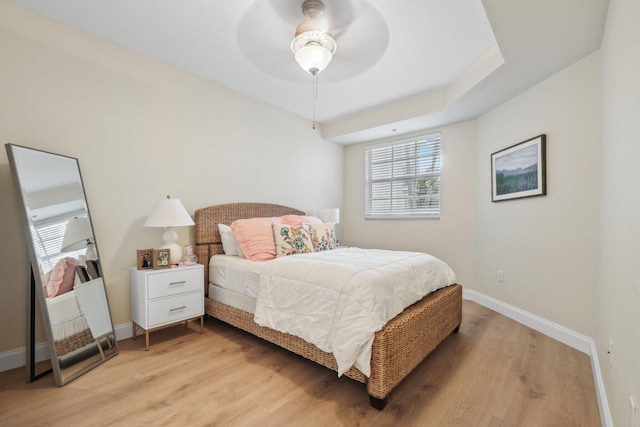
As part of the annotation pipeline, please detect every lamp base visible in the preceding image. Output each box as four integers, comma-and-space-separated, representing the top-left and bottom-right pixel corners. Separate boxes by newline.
85, 242, 98, 260
160, 227, 182, 265
160, 243, 182, 265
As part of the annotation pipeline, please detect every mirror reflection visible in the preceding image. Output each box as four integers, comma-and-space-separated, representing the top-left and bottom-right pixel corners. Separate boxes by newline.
6, 144, 117, 386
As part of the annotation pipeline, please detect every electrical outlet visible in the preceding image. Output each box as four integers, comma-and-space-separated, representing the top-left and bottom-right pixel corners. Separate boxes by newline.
608, 339, 614, 368
497, 270, 504, 283
630, 395, 637, 427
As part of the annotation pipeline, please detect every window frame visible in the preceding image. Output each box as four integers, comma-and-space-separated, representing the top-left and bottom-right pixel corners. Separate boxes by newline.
364, 132, 442, 219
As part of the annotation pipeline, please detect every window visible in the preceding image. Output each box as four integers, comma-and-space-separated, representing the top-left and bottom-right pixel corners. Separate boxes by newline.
364, 132, 441, 219
31, 216, 87, 273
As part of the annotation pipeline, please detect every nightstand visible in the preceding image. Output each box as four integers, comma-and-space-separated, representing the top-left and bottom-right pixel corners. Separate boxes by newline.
130, 264, 204, 350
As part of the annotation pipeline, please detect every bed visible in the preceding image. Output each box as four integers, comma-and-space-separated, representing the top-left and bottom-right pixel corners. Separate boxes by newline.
194, 202, 462, 409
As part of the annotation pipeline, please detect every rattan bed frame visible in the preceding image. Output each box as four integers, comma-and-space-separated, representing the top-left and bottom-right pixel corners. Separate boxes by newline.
194, 202, 462, 409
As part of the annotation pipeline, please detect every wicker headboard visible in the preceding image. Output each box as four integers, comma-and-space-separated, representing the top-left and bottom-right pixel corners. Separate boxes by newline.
194, 202, 305, 292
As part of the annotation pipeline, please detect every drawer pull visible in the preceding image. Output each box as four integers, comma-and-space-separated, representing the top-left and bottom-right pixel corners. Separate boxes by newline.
169, 281, 186, 287
169, 306, 187, 312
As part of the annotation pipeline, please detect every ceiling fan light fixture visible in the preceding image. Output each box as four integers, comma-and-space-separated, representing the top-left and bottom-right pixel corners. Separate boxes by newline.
291, 0, 337, 75
294, 40, 334, 75
290, 0, 338, 129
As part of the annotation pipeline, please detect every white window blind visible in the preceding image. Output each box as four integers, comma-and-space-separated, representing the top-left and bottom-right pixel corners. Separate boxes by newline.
31, 216, 86, 273
365, 132, 441, 219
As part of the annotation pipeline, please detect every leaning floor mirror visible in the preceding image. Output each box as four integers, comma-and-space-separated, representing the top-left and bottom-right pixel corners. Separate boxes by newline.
6, 144, 118, 386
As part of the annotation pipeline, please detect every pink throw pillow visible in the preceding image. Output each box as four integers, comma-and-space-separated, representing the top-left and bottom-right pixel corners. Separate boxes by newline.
231, 217, 283, 261
281, 215, 322, 225
45, 257, 78, 298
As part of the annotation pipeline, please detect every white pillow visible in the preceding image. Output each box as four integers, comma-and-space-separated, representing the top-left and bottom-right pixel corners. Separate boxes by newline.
305, 222, 337, 251
218, 223, 244, 257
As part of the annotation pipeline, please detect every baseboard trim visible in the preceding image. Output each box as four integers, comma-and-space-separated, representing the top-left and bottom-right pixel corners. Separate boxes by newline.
589, 339, 614, 427
462, 289, 592, 353
0, 321, 134, 374
114, 321, 133, 341
463, 289, 612, 427
0, 343, 51, 373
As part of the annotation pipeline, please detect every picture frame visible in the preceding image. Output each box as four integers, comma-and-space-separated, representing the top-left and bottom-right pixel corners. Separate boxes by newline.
137, 249, 154, 270
491, 134, 546, 202
153, 248, 170, 269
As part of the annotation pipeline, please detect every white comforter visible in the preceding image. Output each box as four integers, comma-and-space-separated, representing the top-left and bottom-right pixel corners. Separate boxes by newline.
253, 247, 457, 377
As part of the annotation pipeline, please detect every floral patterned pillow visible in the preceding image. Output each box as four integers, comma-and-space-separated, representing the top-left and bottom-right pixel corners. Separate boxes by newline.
272, 224, 314, 257
306, 222, 337, 252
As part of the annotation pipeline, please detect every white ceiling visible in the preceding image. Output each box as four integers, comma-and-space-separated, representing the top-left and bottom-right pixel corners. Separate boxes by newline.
9, 0, 610, 144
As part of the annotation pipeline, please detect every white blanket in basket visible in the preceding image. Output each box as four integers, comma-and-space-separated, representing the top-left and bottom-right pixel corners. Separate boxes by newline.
253, 247, 456, 377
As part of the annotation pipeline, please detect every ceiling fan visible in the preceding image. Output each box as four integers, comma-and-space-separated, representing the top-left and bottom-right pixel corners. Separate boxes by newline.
236, 0, 389, 84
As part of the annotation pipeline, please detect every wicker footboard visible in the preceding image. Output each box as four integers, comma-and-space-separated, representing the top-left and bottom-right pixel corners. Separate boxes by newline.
206, 283, 462, 409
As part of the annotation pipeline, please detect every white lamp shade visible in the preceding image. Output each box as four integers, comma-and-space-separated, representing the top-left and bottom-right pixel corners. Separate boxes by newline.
317, 208, 339, 224
144, 196, 195, 228
295, 43, 333, 74
61, 216, 93, 252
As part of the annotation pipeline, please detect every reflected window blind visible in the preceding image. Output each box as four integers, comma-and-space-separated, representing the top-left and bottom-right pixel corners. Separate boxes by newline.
365, 132, 441, 219
31, 217, 85, 273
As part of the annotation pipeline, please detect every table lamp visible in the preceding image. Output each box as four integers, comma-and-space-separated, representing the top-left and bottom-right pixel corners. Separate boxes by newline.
144, 195, 195, 265
61, 216, 97, 260
317, 208, 340, 224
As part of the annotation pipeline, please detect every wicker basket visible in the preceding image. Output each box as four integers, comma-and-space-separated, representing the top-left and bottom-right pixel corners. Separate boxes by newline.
54, 328, 94, 356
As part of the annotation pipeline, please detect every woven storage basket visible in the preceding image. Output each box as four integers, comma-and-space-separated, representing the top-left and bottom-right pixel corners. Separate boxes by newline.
54, 328, 94, 356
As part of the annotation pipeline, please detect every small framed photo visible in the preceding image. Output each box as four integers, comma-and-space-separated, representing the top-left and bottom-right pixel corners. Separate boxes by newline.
137, 249, 154, 270
153, 249, 170, 269
491, 134, 547, 202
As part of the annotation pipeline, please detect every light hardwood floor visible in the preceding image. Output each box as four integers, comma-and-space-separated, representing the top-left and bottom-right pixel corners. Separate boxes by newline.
0, 300, 601, 426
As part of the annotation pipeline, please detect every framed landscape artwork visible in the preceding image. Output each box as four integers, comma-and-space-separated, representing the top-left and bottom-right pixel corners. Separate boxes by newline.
491, 134, 546, 202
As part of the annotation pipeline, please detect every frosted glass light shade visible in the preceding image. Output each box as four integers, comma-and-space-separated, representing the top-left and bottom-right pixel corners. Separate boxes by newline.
295, 43, 333, 74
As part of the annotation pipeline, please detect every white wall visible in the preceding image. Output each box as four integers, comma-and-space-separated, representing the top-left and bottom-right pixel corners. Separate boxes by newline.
597, 0, 640, 424
474, 52, 601, 337
342, 53, 601, 339
342, 121, 477, 289
0, 1, 343, 353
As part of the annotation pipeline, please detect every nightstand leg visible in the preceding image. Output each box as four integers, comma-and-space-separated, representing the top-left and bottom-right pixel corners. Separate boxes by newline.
199, 316, 204, 333
132, 322, 137, 340
145, 330, 150, 351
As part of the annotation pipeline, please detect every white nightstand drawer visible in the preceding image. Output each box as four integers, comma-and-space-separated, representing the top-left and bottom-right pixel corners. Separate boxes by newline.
148, 291, 203, 327
147, 268, 202, 299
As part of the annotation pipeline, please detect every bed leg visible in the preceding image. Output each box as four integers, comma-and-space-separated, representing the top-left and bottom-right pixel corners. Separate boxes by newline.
369, 395, 388, 410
